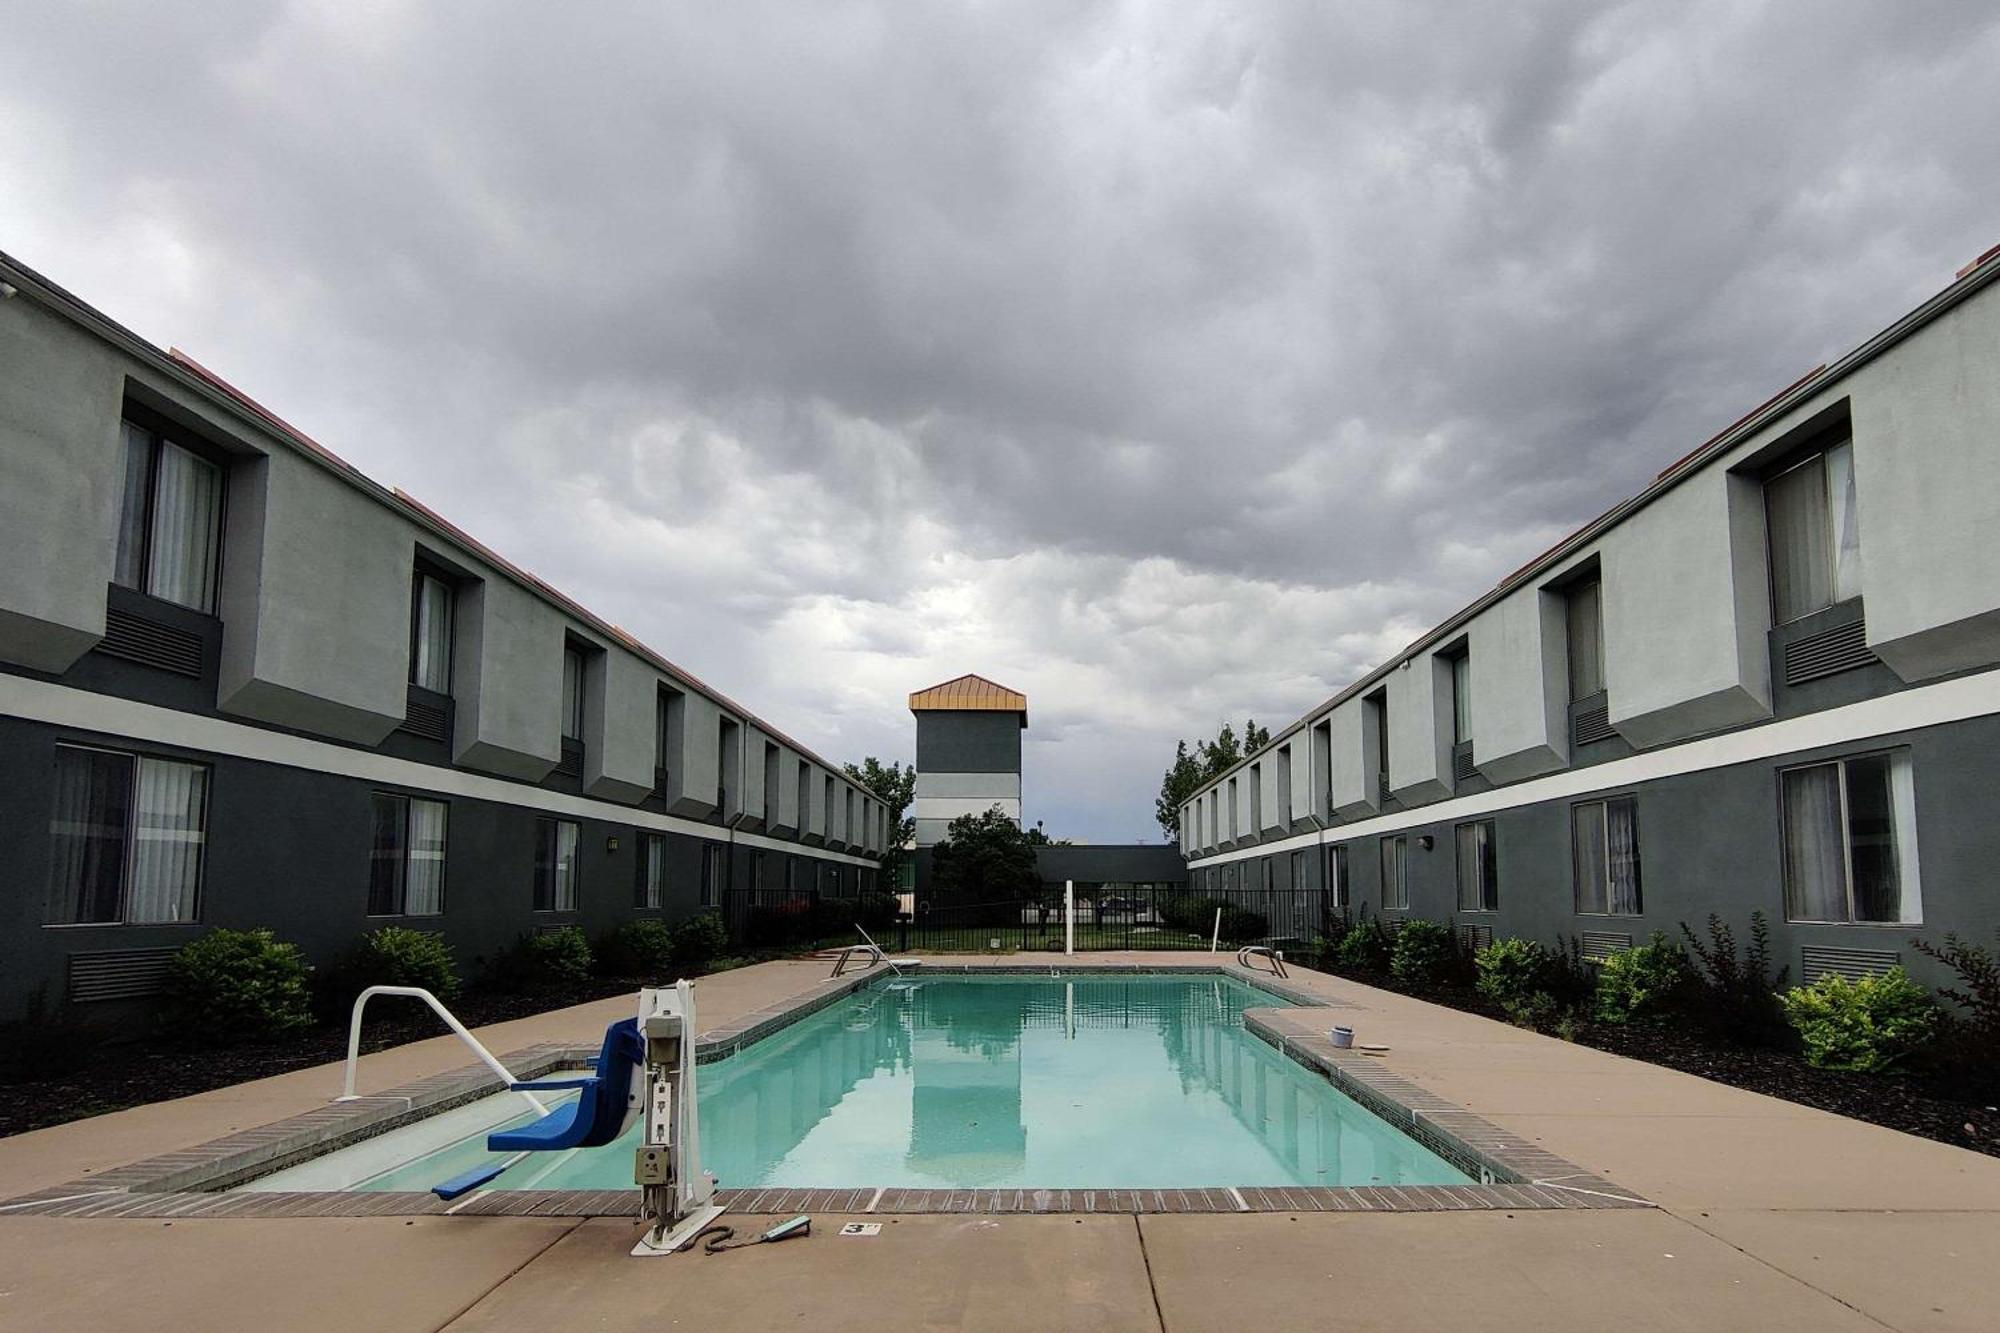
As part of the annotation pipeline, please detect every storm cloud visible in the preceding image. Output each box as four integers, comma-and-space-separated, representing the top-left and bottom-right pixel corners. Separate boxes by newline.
6, 1, 1999, 838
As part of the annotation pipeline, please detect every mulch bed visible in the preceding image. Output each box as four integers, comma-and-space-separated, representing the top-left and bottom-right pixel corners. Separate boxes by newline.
0, 978, 636, 1139
1329, 966, 2000, 1159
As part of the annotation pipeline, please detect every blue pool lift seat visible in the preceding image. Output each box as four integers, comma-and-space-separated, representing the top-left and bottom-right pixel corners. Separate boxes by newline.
488, 1016, 646, 1153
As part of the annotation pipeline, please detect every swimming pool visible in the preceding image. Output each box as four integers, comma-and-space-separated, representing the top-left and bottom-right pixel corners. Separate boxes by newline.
246, 972, 1471, 1193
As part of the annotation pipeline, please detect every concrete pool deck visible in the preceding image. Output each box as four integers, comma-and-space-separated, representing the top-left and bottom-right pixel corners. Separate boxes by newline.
3, 952, 1998, 1331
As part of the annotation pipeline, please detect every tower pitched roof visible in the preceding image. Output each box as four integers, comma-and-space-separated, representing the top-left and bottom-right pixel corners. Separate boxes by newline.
908, 673, 1028, 722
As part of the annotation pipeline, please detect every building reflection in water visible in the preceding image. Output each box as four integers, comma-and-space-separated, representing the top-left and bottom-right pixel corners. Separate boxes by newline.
698, 976, 1464, 1189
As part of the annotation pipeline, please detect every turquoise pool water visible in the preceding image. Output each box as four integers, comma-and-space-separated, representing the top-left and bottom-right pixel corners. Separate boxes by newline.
256, 973, 1471, 1191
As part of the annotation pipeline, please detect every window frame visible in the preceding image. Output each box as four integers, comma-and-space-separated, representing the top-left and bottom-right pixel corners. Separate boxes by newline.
367, 791, 449, 918
1564, 575, 1606, 703
560, 645, 587, 742
113, 416, 229, 616
408, 568, 456, 694
1379, 834, 1409, 911
1777, 750, 1921, 926
700, 842, 724, 908
1570, 795, 1644, 917
1327, 843, 1350, 909
638, 831, 667, 910
1454, 819, 1498, 912
1763, 436, 1863, 627
44, 742, 211, 928
533, 817, 580, 912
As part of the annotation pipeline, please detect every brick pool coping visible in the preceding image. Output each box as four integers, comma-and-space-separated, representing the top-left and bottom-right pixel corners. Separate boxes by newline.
0, 963, 1650, 1219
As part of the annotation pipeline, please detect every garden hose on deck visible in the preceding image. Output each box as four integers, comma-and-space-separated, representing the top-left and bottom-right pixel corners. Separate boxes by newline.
697, 1215, 812, 1254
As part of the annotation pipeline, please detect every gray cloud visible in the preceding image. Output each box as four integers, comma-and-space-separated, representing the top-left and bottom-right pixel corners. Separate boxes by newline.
6, 1, 1999, 839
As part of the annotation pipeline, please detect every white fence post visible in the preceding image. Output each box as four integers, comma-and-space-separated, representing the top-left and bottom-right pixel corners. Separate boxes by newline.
1064, 880, 1075, 956
1210, 907, 1222, 954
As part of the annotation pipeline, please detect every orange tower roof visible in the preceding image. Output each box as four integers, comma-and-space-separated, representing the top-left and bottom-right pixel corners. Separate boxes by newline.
908, 673, 1028, 723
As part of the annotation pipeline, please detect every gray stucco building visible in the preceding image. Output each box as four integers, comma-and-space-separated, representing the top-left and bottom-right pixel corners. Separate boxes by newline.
0, 251, 885, 1021
1180, 245, 2000, 986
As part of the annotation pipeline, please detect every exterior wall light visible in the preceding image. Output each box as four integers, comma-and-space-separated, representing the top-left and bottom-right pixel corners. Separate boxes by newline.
606, 835, 621, 854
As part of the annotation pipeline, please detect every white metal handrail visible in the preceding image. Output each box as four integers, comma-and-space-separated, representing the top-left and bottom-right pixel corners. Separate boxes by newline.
830, 924, 905, 979
336, 985, 548, 1115
1236, 944, 1289, 979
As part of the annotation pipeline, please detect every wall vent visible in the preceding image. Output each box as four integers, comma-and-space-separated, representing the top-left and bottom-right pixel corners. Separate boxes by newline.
94, 605, 204, 677
1580, 930, 1633, 962
1457, 923, 1493, 951
396, 687, 451, 743
1571, 699, 1617, 746
554, 739, 584, 778
68, 947, 179, 1003
1785, 618, 1875, 686
1452, 746, 1478, 783
1801, 945, 1899, 984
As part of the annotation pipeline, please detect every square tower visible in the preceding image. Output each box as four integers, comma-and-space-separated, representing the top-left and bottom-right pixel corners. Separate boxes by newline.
910, 673, 1027, 847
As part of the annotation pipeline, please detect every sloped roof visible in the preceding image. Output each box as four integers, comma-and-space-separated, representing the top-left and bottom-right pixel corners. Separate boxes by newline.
909, 673, 1028, 721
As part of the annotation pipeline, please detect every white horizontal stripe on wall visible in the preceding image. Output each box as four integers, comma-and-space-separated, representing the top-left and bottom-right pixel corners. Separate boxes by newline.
1187, 667, 2000, 868
914, 771, 1023, 799
0, 676, 880, 869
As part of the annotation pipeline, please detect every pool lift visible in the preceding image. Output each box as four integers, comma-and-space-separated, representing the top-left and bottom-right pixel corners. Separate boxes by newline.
420, 981, 725, 1255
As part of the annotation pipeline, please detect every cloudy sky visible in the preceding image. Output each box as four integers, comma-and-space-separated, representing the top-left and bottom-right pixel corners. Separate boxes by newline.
6, 3, 1998, 841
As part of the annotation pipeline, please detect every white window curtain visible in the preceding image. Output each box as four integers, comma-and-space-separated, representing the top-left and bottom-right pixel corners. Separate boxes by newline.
404, 798, 447, 915
1766, 455, 1832, 624
1381, 837, 1407, 909
1456, 821, 1496, 911
127, 757, 206, 923
1451, 654, 1473, 744
1605, 797, 1642, 915
147, 441, 223, 613
413, 576, 453, 692
1566, 579, 1604, 700
643, 835, 665, 909
553, 820, 579, 910
1825, 440, 1863, 605
1781, 764, 1846, 922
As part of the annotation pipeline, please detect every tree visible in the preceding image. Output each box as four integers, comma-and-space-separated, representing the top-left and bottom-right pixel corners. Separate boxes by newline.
929, 806, 1042, 901
844, 757, 916, 881
1155, 719, 1273, 839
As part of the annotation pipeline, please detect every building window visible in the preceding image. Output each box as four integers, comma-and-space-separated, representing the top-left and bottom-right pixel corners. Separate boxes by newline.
1228, 778, 1240, 839
1290, 848, 1306, 891
823, 775, 835, 836
1259, 858, 1274, 892
1454, 820, 1498, 912
797, 761, 811, 832
47, 745, 207, 924
408, 571, 454, 693
368, 793, 447, 916
700, 843, 724, 907
1368, 690, 1390, 800
114, 419, 225, 614
1780, 751, 1919, 924
1248, 765, 1262, 833
1765, 437, 1862, 625
1379, 835, 1408, 910
1327, 844, 1350, 909
1566, 576, 1605, 700
638, 833, 666, 909
1572, 797, 1641, 915
534, 817, 579, 911
561, 647, 586, 742
763, 743, 780, 826
1450, 652, 1473, 746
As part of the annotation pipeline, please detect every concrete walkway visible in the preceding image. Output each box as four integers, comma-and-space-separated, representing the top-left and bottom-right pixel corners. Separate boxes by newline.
3, 952, 1997, 1332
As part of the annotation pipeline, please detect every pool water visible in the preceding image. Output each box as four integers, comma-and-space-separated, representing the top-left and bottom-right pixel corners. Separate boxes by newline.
250, 973, 1471, 1192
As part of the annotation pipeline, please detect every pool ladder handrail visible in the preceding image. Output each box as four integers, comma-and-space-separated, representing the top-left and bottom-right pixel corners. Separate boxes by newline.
830, 926, 903, 979
1236, 944, 1289, 979
335, 984, 549, 1116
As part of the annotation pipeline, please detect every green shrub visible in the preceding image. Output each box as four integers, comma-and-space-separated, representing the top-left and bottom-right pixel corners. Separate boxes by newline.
1911, 929, 2000, 1068
1389, 919, 1458, 990
1780, 967, 1938, 1072
524, 927, 594, 984
598, 920, 678, 978
1334, 917, 1394, 971
167, 928, 314, 1044
345, 926, 460, 999
1157, 896, 1266, 943
1593, 934, 1691, 1024
1475, 937, 1550, 1021
672, 912, 729, 969
1681, 911, 1790, 1045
